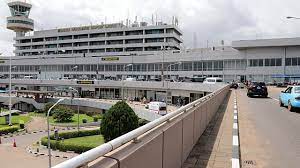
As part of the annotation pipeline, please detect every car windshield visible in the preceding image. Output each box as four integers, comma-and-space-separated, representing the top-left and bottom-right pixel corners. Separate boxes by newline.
294, 87, 300, 93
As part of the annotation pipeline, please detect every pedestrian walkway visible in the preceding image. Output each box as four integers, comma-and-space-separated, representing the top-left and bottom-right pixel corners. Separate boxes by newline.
26, 116, 48, 132
183, 90, 233, 168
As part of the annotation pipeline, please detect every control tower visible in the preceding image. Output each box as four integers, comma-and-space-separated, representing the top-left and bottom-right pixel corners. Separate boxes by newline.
6, 1, 34, 37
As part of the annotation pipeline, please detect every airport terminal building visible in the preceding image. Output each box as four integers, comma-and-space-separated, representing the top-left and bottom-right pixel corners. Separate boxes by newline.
1, 1, 300, 102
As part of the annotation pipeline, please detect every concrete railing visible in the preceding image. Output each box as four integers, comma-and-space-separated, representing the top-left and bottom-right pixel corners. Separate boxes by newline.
53, 85, 230, 168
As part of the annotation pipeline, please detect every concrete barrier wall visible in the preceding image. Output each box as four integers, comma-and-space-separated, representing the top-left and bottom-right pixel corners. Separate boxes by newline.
89, 86, 229, 168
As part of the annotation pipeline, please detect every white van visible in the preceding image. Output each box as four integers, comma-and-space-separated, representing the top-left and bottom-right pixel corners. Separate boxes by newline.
203, 77, 223, 84
125, 77, 136, 81
148, 102, 167, 115
24, 76, 35, 79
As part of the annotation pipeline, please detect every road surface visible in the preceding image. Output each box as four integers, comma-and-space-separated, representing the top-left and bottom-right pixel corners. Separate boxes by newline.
237, 87, 300, 168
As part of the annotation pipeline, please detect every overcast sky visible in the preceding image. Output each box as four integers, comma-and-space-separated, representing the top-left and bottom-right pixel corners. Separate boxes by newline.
1, 0, 300, 56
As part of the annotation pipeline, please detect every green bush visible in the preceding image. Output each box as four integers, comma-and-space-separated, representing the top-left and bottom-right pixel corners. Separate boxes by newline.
93, 117, 98, 122
138, 119, 149, 127
0, 126, 19, 135
41, 129, 101, 153
52, 106, 74, 122
12, 113, 20, 116
101, 101, 139, 142
19, 120, 25, 129
44, 102, 55, 116
82, 118, 87, 123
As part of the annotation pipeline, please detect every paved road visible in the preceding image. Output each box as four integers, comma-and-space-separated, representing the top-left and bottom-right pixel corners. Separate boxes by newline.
237, 87, 300, 168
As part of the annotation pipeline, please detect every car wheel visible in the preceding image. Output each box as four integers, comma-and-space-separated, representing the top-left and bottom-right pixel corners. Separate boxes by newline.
288, 101, 294, 112
279, 99, 284, 107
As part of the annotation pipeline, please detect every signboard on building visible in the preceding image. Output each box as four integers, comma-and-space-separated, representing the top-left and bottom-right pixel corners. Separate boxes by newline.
76, 80, 94, 85
101, 57, 119, 61
58, 23, 124, 33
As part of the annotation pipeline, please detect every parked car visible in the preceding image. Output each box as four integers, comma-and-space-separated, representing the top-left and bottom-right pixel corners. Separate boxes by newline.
279, 86, 300, 112
148, 102, 167, 115
230, 83, 238, 89
203, 77, 223, 84
247, 82, 268, 98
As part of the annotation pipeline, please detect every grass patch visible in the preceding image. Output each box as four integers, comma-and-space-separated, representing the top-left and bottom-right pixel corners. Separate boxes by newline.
49, 114, 94, 124
0, 115, 31, 126
62, 135, 104, 147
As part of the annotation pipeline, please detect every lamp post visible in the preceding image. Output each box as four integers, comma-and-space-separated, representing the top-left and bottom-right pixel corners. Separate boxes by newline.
122, 64, 133, 101
71, 65, 78, 79
165, 62, 182, 111
69, 87, 80, 132
47, 98, 64, 168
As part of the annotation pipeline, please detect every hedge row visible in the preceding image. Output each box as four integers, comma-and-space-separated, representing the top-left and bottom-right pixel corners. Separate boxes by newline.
0, 126, 19, 135
48, 129, 100, 140
41, 129, 101, 153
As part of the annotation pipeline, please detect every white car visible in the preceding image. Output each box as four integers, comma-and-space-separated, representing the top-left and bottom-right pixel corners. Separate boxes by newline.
203, 77, 223, 84
148, 102, 167, 115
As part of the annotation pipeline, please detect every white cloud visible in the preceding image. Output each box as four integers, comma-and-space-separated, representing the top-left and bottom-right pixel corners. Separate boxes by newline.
1, 0, 300, 55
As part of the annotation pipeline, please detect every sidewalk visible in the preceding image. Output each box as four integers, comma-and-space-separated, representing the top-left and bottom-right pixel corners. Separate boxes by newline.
183, 90, 233, 168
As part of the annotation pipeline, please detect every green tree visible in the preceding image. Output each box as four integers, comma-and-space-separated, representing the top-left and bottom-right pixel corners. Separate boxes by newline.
52, 105, 74, 122
101, 101, 139, 142
44, 102, 54, 116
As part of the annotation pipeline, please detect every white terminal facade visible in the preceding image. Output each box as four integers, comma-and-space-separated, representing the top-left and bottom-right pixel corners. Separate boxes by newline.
1, 1, 300, 101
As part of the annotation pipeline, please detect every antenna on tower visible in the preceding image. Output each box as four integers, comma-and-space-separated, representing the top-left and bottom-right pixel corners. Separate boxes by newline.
193, 32, 198, 49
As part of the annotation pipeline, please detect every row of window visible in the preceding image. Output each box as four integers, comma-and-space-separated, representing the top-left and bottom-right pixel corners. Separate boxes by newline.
1, 58, 299, 73
18, 37, 179, 50
7, 19, 33, 26
285, 57, 300, 66
19, 28, 180, 43
248, 58, 282, 67
0, 60, 246, 73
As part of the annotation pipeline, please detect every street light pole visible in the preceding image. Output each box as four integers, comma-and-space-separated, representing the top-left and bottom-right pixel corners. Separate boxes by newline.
47, 98, 64, 168
122, 64, 133, 101
69, 87, 80, 132
165, 62, 182, 111
9, 55, 12, 126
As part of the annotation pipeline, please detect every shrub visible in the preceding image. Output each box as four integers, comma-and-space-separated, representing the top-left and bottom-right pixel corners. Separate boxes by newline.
40, 129, 101, 153
138, 119, 149, 127
12, 113, 20, 116
0, 126, 19, 135
82, 118, 87, 123
101, 101, 139, 142
44, 102, 55, 115
52, 106, 74, 122
19, 120, 25, 129
93, 114, 102, 122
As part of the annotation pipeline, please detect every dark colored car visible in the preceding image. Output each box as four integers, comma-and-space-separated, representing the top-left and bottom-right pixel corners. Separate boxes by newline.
247, 82, 268, 98
230, 83, 238, 89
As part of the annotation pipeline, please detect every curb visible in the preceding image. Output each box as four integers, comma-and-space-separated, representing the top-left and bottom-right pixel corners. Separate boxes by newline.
232, 91, 241, 168
26, 146, 70, 159
0, 127, 77, 139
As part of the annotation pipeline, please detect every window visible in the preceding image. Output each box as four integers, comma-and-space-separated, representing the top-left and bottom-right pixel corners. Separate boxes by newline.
292, 58, 297, 66
285, 58, 291, 66
275, 58, 282, 66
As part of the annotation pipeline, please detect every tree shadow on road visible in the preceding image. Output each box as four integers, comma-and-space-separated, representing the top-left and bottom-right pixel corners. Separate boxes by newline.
184, 90, 232, 168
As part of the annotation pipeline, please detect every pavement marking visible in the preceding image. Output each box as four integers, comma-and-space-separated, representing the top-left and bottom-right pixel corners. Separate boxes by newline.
271, 97, 279, 102
233, 135, 239, 146
232, 91, 240, 168
232, 158, 240, 168
233, 123, 238, 129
